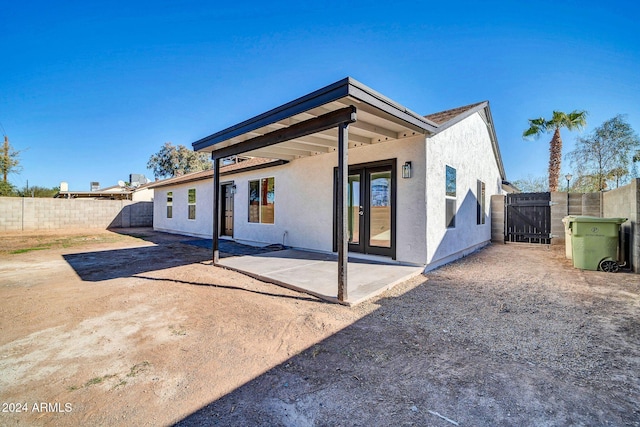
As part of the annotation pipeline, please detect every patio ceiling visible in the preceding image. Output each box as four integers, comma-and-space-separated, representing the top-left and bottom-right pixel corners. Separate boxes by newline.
192, 77, 439, 160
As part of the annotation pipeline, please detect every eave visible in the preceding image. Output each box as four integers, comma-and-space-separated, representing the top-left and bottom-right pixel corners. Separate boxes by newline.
192, 77, 438, 160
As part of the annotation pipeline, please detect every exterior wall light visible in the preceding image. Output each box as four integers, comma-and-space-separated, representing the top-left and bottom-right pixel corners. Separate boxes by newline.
402, 161, 412, 179
230, 185, 237, 194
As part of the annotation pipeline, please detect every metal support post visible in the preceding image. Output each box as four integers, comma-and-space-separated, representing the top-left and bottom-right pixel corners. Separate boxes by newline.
337, 122, 349, 302
212, 156, 220, 264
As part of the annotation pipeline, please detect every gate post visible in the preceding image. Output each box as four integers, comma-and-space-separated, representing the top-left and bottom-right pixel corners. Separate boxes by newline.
550, 192, 567, 246
491, 194, 505, 243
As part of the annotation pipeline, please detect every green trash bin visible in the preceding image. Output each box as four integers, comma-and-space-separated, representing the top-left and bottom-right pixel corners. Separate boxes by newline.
569, 216, 627, 272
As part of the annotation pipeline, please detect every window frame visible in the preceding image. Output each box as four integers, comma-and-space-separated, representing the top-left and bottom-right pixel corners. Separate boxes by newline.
187, 188, 196, 220
248, 177, 275, 224
166, 191, 173, 219
445, 165, 456, 228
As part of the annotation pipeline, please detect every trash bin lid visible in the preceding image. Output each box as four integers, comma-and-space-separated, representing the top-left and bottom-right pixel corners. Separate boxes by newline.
570, 216, 627, 224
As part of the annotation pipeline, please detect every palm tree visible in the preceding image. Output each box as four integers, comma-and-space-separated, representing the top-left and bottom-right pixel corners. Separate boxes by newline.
523, 110, 587, 191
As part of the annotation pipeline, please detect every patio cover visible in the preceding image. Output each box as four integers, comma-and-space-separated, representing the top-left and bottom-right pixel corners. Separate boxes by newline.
192, 77, 438, 302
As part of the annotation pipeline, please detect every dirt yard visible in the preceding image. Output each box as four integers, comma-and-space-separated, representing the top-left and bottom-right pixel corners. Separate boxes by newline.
0, 228, 638, 426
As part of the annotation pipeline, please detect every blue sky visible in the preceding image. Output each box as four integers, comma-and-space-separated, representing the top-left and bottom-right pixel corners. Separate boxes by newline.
2, 1, 639, 190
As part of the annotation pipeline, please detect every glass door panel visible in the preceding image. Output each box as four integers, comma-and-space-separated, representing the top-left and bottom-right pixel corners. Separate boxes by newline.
334, 161, 395, 259
348, 174, 361, 244
368, 170, 392, 248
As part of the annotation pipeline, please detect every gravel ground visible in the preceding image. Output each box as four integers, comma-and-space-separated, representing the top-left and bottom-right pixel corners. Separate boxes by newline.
1, 229, 638, 426
181, 244, 640, 426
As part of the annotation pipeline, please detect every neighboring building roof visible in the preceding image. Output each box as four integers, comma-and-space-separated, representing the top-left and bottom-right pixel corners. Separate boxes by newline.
54, 181, 155, 199
55, 191, 133, 200
148, 158, 287, 189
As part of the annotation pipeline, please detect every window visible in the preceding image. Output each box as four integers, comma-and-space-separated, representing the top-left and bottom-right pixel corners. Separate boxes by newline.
166, 192, 173, 219
248, 177, 275, 224
445, 166, 456, 228
477, 180, 486, 225
188, 188, 196, 220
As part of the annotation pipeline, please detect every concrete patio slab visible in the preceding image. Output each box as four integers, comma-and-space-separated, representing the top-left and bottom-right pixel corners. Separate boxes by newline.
218, 249, 425, 305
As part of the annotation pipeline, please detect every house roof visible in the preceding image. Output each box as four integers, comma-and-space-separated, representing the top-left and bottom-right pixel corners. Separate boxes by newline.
424, 102, 486, 125
424, 100, 506, 180
148, 158, 287, 189
189, 77, 506, 180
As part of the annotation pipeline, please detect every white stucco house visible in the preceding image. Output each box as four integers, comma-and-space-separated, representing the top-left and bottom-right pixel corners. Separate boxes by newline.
150, 77, 508, 300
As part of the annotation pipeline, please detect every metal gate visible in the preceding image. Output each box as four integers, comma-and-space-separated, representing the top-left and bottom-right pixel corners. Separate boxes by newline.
505, 192, 552, 244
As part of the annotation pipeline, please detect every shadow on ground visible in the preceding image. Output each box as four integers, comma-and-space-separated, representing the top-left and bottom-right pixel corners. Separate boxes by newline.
173, 248, 640, 427
63, 245, 210, 282
63, 231, 287, 282
133, 274, 325, 304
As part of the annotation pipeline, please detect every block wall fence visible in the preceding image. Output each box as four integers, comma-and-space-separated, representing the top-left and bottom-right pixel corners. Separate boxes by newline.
0, 197, 153, 231
491, 179, 640, 273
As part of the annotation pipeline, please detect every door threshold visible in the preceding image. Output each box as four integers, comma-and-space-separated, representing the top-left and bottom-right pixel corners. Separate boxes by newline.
347, 252, 398, 264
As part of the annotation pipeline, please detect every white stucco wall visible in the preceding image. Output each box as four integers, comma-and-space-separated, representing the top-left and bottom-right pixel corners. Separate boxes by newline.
222, 134, 428, 265
153, 179, 213, 239
152, 135, 428, 265
425, 112, 503, 269
152, 112, 503, 270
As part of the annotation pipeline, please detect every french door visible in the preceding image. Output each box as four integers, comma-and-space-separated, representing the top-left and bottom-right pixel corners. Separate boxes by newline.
220, 183, 234, 237
334, 160, 396, 259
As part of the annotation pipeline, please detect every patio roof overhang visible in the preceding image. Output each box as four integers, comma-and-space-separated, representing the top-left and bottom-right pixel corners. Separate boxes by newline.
193, 77, 438, 303
192, 77, 438, 160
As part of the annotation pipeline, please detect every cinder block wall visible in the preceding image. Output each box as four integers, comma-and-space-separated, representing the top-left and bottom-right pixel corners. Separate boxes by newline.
490, 195, 505, 243
550, 192, 602, 245
0, 197, 153, 231
492, 186, 638, 273
602, 179, 639, 273
550, 192, 569, 245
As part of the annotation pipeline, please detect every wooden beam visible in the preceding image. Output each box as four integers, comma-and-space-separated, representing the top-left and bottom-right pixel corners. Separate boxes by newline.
351, 119, 398, 139
278, 137, 338, 154
245, 145, 316, 157
314, 128, 372, 145
212, 106, 357, 160
276, 141, 331, 154
289, 134, 340, 148
242, 150, 297, 161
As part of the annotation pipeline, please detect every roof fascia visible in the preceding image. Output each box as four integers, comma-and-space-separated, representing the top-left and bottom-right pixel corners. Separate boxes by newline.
193, 77, 437, 153
346, 78, 438, 131
210, 106, 357, 160
148, 173, 213, 189
148, 160, 289, 189
193, 78, 351, 152
482, 103, 506, 180
220, 159, 288, 176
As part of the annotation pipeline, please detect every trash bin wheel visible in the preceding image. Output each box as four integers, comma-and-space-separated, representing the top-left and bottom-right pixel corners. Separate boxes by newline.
599, 259, 619, 273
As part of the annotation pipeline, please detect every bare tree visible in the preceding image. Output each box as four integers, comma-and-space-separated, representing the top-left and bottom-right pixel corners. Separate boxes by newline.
567, 115, 640, 191
512, 175, 549, 193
